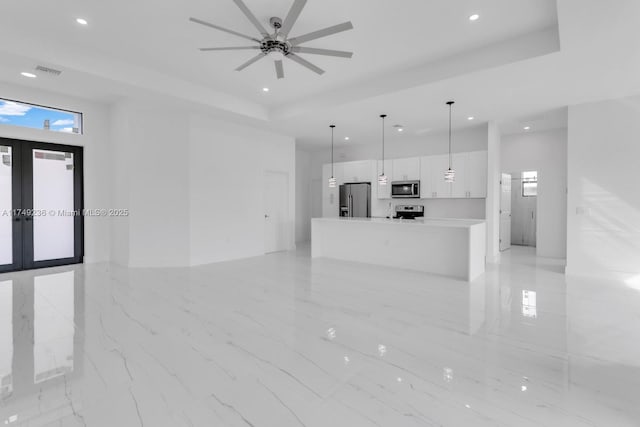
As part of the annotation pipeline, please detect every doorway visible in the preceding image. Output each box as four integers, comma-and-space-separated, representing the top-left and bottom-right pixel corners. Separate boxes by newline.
499, 173, 512, 252
510, 171, 537, 247
263, 171, 289, 254
0, 138, 83, 272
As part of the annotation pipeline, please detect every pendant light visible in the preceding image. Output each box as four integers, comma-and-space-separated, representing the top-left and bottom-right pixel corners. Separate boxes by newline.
328, 125, 337, 188
445, 101, 456, 183
379, 114, 388, 186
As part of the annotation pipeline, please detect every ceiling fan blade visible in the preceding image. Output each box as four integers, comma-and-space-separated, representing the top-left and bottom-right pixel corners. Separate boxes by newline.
280, 0, 307, 38
291, 46, 353, 58
275, 60, 285, 79
235, 53, 266, 71
287, 53, 324, 75
232, 0, 270, 37
288, 21, 354, 45
199, 46, 259, 51
189, 17, 259, 42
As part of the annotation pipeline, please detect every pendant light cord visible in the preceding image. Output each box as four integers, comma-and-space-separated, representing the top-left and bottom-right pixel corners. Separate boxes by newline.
380, 114, 387, 174
330, 125, 335, 177
447, 101, 454, 169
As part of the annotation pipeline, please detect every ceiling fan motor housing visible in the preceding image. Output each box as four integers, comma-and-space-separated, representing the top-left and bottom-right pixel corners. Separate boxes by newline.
260, 38, 291, 56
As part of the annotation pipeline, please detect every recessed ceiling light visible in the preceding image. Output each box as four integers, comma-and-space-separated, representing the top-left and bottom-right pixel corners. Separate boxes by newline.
469, 14, 480, 21
262, 87, 269, 92
344, 137, 350, 141
468, 116, 475, 121
524, 126, 531, 130
20, 72, 36, 78
76, 18, 88, 25
397, 128, 404, 132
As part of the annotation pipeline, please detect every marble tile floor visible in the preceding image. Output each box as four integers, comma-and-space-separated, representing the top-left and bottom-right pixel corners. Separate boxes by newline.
0, 246, 639, 426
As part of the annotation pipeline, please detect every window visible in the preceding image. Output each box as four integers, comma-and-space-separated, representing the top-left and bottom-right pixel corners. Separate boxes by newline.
0, 98, 82, 134
522, 171, 537, 197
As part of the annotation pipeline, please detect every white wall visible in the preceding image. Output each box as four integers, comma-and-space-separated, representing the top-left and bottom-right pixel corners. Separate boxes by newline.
331, 126, 488, 161
189, 115, 295, 265
566, 96, 640, 277
109, 102, 130, 266
295, 148, 312, 244
0, 85, 296, 269
109, 101, 296, 268
502, 128, 568, 258
128, 105, 191, 268
0, 82, 112, 264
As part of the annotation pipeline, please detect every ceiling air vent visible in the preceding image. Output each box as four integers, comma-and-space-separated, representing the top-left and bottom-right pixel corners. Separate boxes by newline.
35, 65, 62, 76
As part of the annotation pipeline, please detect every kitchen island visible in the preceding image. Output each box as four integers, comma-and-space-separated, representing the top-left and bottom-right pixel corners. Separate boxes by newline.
311, 217, 486, 281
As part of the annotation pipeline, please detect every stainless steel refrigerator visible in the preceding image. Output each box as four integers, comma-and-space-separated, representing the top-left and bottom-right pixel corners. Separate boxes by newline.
339, 183, 371, 217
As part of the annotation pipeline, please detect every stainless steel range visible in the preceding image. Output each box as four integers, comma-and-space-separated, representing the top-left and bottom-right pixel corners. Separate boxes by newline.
394, 205, 425, 220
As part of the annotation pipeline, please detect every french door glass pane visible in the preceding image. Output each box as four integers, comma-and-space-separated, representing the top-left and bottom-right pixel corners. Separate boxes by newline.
34, 271, 74, 383
0, 146, 12, 265
0, 280, 12, 398
32, 149, 75, 262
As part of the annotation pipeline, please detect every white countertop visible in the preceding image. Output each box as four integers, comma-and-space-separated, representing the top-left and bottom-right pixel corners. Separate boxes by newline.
312, 217, 485, 228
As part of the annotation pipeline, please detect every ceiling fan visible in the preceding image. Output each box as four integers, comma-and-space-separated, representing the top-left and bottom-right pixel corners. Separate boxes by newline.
189, 0, 354, 79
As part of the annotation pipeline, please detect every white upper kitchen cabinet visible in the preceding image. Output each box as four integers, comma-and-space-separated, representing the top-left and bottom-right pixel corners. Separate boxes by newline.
341, 160, 374, 183
449, 151, 487, 198
322, 163, 343, 217
376, 159, 393, 199
419, 156, 432, 198
450, 152, 469, 198
391, 157, 420, 182
420, 155, 451, 198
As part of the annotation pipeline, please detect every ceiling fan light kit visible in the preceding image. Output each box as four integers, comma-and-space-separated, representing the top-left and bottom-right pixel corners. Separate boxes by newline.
190, 0, 354, 79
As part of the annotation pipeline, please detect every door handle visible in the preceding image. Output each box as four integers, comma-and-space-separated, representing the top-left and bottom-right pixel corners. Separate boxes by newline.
24, 216, 32, 222
13, 217, 21, 222
264, 214, 269, 219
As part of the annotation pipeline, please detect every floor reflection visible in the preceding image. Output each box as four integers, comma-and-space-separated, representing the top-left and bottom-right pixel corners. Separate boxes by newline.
0, 247, 638, 426
34, 271, 75, 384
0, 267, 83, 426
0, 280, 12, 400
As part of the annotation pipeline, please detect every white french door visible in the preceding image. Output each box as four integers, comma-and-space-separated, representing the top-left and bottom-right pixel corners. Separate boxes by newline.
0, 138, 83, 272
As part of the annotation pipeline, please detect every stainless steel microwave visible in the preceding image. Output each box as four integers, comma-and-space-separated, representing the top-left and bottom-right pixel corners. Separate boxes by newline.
391, 181, 420, 198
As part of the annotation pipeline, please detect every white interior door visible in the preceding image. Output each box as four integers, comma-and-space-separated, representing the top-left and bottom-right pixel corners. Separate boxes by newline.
510, 174, 538, 247
264, 171, 289, 254
500, 173, 512, 251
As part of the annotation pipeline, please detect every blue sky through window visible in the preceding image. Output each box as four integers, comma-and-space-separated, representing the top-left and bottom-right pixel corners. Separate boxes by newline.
0, 99, 81, 134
